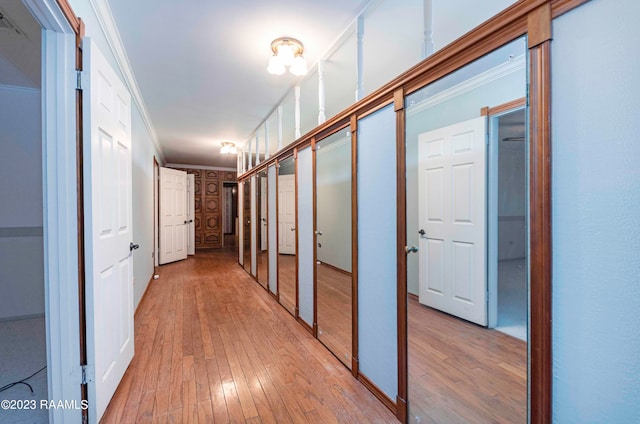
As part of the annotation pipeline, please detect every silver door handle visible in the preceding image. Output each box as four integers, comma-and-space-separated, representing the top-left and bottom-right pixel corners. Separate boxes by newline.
418, 229, 427, 238
315, 230, 323, 236
290, 227, 296, 231
405, 245, 418, 254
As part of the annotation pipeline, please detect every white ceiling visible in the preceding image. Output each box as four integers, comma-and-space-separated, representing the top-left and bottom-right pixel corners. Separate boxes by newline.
107, 0, 370, 168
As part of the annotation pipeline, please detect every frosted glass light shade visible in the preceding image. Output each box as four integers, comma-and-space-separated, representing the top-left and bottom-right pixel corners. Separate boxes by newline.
290, 55, 308, 76
220, 142, 238, 154
268, 37, 307, 76
267, 55, 285, 75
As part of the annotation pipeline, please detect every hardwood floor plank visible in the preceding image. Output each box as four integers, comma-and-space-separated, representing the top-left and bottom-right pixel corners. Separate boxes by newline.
181, 379, 197, 424
197, 400, 214, 423
218, 322, 259, 420
152, 389, 170, 420
135, 391, 155, 424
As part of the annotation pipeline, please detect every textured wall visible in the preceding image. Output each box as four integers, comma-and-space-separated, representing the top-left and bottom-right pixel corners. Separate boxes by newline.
552, 0, 640, 422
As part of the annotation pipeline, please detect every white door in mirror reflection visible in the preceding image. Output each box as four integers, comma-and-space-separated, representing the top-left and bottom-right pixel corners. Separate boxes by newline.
278, 174, 296, 254
418, 116, 487, 326
261, 176, 267, 251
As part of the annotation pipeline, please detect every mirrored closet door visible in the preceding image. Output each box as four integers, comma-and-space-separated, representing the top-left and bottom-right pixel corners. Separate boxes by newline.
242, 179, 251, 274
404, 37, 529, 423
277, 156, 297, 315
256, 170, 268, 289
315, 130, 352, 368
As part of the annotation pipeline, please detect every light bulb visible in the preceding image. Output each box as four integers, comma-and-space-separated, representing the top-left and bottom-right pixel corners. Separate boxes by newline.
278, 43, 295, 66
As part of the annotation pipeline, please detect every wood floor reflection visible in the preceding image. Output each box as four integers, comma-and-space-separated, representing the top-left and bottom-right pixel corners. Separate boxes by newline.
316, 263, 352, 368
239, 249, 527, 423
408, 295, 527, 424
277, 254, 296, 316
257, 250, 268, 289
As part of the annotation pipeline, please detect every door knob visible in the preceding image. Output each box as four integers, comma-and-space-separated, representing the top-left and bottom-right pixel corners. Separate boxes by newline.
130, 242, 140, 252
405, 245, 418, 254
418, 229, 426, 236
315, 230, 323, 236
290, 227, 296, 232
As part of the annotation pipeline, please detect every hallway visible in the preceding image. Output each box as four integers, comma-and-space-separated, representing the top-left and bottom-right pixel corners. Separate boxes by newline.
101, 249, 396, 423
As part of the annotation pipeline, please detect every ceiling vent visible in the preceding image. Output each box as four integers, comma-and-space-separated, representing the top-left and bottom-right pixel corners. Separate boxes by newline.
0, 8, 26, 37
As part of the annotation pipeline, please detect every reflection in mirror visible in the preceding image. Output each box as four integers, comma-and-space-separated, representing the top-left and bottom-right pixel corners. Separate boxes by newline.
277, 156, 296, 315
405, 37, 528, 423
315, 130, 352, 368
242, 180, 251, 274
256, 170, 268, 289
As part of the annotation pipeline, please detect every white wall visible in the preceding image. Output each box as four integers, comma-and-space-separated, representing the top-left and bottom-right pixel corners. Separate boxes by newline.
0, 85, 44, 320
131, 106, 158, 306
69, 0, 162, 309
551, 1, 640, 422
431, 0, 518, 51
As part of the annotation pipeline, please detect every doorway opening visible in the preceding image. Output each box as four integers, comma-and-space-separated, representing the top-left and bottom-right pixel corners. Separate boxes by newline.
222, 182, 238, 248
489, 107, 528, 341
0, 3, 47, 422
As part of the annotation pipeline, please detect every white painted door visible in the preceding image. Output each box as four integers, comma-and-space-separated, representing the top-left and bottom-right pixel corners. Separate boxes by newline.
260, 176, 267, 251
159, 167, 188, 264
278, 174, 296, 255
418, 117, 487, 326
187, 173, 195, 255
83, 38, 134, 422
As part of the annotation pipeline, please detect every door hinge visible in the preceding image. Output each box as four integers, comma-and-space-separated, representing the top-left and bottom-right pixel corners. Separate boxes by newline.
76, 364, 95, 385
76, 70, 89, 91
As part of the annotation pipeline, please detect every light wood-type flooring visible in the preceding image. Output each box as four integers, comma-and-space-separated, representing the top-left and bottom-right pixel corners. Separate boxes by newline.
100, 249, 396, 423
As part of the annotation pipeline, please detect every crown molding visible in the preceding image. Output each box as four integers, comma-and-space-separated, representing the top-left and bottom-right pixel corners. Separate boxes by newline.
87, 0, 165, 163
407, 54, 526, 117
165, 163, 237, 173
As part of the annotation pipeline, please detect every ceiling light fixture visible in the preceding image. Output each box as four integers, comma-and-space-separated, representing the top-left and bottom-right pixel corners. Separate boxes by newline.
267, 37, 308, 76
220, 142, 238, 155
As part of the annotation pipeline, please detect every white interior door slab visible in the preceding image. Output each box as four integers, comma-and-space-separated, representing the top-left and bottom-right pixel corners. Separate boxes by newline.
83, 38, 134, 422
159, 167, 188, 264
278, 174, 296, 255
418, 116, 488, 326
187, 173, 195, 255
